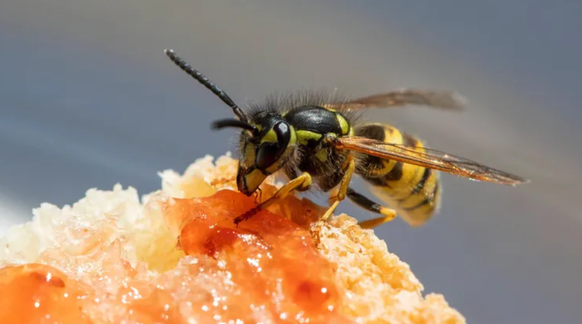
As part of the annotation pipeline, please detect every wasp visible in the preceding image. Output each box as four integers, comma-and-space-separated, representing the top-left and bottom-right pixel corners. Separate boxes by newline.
164, 49, 528, 229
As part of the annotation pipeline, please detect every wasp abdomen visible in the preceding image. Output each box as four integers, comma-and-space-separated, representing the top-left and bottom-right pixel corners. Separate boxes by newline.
354, 123, 441, 226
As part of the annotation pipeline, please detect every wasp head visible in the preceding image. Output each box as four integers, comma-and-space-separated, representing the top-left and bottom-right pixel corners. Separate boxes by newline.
212, 112, 296, 196
162, 50, 297, 196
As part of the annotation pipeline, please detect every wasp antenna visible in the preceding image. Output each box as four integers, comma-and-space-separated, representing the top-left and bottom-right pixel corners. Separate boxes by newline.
211, 118, 258, 134
164, 49, 248, 121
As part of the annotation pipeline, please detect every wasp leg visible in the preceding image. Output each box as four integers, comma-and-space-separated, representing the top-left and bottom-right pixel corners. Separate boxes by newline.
284, 164, 311, 192
345, 187, 397, 229
233, 172, 312, 225
321, 154, 356, 221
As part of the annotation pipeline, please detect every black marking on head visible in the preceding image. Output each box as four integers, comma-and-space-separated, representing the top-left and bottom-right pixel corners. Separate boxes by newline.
250, 111, 284, 136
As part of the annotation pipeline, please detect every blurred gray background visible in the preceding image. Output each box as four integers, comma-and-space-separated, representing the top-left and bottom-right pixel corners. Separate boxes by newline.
1, 1, 581, 323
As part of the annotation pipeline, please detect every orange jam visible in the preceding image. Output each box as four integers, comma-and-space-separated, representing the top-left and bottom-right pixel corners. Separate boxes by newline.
0, 190, 350, 323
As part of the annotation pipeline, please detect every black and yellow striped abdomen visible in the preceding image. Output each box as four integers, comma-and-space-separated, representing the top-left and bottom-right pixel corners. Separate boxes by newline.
354, 123, 441, 226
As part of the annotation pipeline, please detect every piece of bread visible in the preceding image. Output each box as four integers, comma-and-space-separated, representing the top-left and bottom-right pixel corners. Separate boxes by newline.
0, 153, 466, 324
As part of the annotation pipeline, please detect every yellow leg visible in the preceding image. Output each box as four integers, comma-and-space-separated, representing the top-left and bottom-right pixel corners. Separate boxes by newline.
358, 212, 398, 229
321, 155, 356, 221
233, 172, 312, 225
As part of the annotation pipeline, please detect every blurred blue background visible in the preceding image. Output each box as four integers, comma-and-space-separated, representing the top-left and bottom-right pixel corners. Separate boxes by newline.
1, 1, 581, 323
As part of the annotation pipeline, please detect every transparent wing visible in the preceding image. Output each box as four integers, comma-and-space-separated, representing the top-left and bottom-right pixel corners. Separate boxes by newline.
324, 89, 467, 111
334, 136, 528, 185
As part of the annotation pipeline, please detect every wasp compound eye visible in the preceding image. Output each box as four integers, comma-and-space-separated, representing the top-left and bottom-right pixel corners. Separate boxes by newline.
256, 122, 291, 170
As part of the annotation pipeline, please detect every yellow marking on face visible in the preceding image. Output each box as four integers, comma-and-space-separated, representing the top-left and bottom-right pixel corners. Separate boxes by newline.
243, 168, 268, 193
261, 129, 278, 144
336, 114, 350, 135
242, 142, 256, 169
296, 130, 322, 145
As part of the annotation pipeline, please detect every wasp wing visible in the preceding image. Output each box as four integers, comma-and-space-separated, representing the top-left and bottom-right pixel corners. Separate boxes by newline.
324, 89, 467, 111
334, 136, 528, 185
